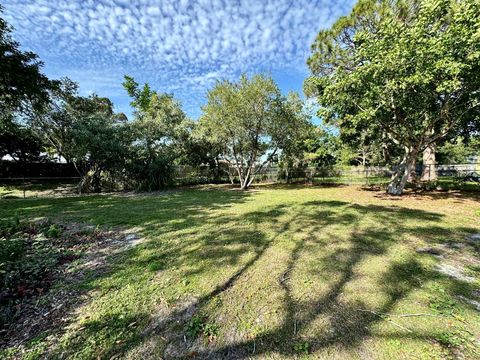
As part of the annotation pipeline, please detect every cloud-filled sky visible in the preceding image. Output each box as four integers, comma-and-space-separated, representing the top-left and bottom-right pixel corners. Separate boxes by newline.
3, 0, 354, 119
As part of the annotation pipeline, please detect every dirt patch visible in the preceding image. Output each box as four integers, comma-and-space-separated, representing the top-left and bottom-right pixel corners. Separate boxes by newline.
434, 263, 476, 283
417, 236, 480, 315
139, 296, 204, 359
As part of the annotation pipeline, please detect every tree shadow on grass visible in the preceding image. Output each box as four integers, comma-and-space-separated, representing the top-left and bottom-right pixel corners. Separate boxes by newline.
1, 188, 256, 357
8, 188, 477, 359
92, 197, 471, 360
132, 200, 474, 359
180, 205, 442, 359
372, 188, 480, 203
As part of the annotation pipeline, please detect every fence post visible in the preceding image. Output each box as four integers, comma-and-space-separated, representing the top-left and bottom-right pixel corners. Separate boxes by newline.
23, 175, 26, 199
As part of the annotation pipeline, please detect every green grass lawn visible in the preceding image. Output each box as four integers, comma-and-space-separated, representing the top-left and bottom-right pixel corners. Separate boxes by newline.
1, 185, 480, 359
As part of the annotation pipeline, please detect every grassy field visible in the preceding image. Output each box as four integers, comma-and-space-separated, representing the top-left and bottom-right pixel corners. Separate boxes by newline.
1, 185, 480, 359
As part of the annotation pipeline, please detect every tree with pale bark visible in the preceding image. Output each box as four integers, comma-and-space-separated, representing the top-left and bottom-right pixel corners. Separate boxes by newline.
200, 74, 310, 190
306, 0, 480, 194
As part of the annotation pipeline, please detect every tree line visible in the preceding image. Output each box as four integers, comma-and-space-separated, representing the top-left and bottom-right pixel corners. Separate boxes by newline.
1, 0, 479, 195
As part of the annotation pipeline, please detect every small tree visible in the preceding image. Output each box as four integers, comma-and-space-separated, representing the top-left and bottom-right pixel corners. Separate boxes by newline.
70, 109, 126, 193
306, 0, 480, 194
200, 74, 309, 190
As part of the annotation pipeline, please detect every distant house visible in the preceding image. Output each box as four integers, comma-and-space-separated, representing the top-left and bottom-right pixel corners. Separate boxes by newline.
467, 155, 479, 170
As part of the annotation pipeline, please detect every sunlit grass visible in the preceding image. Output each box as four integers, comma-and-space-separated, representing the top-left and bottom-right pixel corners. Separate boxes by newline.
1, 185, 479, 359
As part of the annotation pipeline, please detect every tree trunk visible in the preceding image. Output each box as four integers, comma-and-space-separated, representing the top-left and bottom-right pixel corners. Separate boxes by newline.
408, 158, 417, 184
421, 144, 437, 182
91, 168, 102, 193
387, 148, 418, 195
227, 166, 235, 184
240, 173, 251, 190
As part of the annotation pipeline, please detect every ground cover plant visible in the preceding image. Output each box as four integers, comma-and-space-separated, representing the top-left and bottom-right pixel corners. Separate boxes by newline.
0, 185, 479, 359
0, 215, 144, 355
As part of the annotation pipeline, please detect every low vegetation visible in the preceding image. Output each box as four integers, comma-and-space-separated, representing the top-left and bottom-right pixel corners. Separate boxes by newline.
1, 185, 479, 359
1, 1, 479, 359
1, 1, 479, 196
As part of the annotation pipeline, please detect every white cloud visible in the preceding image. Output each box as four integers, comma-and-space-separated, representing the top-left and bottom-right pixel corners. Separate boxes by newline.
2, 0, 355, 118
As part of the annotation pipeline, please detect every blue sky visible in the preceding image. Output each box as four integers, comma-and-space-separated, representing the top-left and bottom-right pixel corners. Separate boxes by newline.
3, 0, 354, 120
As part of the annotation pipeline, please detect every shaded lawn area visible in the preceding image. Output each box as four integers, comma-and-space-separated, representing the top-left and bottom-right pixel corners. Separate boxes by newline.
0, 180, 78, 199
1, 185, 479, 359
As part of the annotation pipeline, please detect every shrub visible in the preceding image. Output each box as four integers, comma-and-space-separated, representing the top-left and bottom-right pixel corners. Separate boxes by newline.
44, 224, 62, 238
0, 212, 21, 236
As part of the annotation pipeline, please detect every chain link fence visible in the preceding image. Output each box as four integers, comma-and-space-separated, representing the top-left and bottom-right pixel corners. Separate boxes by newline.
258, 164, 480, 187
1, 164, 479, 198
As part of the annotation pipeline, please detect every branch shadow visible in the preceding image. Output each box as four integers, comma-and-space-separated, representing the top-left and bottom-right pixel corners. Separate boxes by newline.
154, 201, 468, 359
3, 187, 477, 359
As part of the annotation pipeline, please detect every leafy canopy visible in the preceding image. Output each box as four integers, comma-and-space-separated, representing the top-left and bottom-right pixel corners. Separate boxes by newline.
0, 5, 56, 116
200, 74, 310, 189
306, 0, 480, 194
122, 75, 191, 190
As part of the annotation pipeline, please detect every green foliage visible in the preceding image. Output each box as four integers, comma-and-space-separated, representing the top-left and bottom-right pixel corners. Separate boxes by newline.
307, 0, 480, 194
293, 341, 310, 354
0, 5, 56, 116
428, 285, 458, 316
0, 6, 57, 163
0, 120, 44, 163
437, 137, 480, 164
303, 127, 341, 166
1, 212, 21, 235
43, 224, 61, 238
32, 73, 205, 193
200, 74, 310, 189
435, 329, 472, 349
122, 77, 191, 190
187, 315, 203, 338
70, 106, 127, 193
122, 75, 154, 114
30, 78, 128, 193
30, 78, 79, 163
187, 314, 219, 339
0, 237, 25, 264
0, 221, 67, 326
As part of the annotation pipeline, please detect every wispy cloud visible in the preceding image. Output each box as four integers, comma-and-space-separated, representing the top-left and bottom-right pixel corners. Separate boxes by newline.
3, 0, 354, 118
